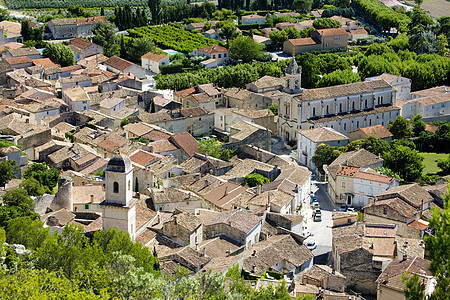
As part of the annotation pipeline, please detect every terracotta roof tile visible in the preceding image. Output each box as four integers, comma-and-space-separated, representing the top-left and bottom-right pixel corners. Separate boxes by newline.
129, 150, 161, 166
349, 124, 393, 139
4, 56, 32, 65
103, 56, 134, 71
142, 51, 169, 62
169, 132, 199, 157
197, 45, 229, 53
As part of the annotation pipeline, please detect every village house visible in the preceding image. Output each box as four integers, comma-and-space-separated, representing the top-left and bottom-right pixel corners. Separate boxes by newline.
196, 209, 262, 249
301, 264, 346, 292
0, 21, 22, 45
348, 124, 394, 144
72, 184, 104, 213
156, 211, 204, 248
229, 120, 272, 151
61, 75, 93, 91
240, 234, 313, 278
332, 223, 398, 294
278, 79, 399, 141
283, 28, 348, 54
376, 257, 435, 300
192, 45, 229, 66
401, 93, 450, 121
325, 149, 388, 207
62, 86, 91, 112
297, 126, 350, 173
101, 56, 146, 79
364, 183, 433, 239
68, 38, 104, 62
48, 16, 107, 39
138, 107, 214, 137
4, 56, 33, 70
224, 88, 273, 110
3, 47, 41, 60
241, 14, 266, 25
7, 100, 64, 125
141, 51, 169, 74
366, 73, 411, 102
150, 187, 204, 212
232, 108, 276, 135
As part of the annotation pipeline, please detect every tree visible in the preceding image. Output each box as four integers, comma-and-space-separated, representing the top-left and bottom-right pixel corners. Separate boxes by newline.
198, 139, 222, 158
100, 7, 105, 16
387, 116, 413, 139
2, 188, 34, 212
43, 43, 74, 67
383, 145, 424, 182
23, 163, 59, 194
0, 8, 10, 22
67, 5, 86, 17
92, 20, 119, 57
402, 272, 426, 300
269, 30, 288, 49
312, 144, 344, 174
404, 185, 450, 300
412, 115, 426, 136
19, 177, 45, 196
244, 173, 269, 187
437, 155, 450, 175
437, 34, 449, 56
127, 37, 155, 63
150, 100, 156, 113
6, 217, 49, 250
293, 0, 312, 13
20, 21, 32, 42
0, 161, 15, 187
268, 104, 278, 115
312, 18, 342, 29
120, 118, 129, 128
219, 22, 238, 47
316, 69, 361, 88
376, 166, 402, 181
230, 35, 264, 63
149, 0, 161, 24
346, 136, 390, 156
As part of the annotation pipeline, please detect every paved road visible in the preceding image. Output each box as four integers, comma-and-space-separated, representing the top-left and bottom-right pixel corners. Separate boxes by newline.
303, 179, 337, 265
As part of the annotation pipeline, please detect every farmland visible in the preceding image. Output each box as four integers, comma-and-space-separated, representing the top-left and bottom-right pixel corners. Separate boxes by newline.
4, 0, 181, 9
128, 25, 222, 54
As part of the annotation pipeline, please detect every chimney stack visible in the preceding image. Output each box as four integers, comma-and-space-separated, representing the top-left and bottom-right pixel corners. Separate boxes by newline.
90, 194, 94, 202
224, 186, 228, 196
252, 250, 256, 256
384, 273, 389, 282
402, 254, 408, 261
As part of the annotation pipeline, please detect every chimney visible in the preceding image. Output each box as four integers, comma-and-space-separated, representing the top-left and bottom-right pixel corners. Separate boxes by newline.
384, 273, 389, 282
173, 215, 177, 224
402, 254, 408, 261
252, 265, 256, 273
90, 194, 94, 202
332, 269, 335, 275
252, 250, 256, 256
224, 186, 228, 196
257, 185, 261, 195
201, 247, 205, 257
204, 179, 209, 187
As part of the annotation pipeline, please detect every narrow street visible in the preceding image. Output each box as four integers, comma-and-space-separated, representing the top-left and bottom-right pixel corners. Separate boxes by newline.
303, 177, 337, 265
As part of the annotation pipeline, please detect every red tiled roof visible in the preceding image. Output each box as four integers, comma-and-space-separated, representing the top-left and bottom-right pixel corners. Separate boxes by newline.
315, 28, 348, 36
149, 139, 177, 153
32, 58, 59, 68
169, 132, 199, 157
103, 56, 134, 71
198, 45, 229, 54
349, 124, 393, 139
408, 220, 428, 231
355, 171, 394, 184
288, 38, 318, 46
68, 37, 92, 50
4, 56, 32, 65
129, 150, 159, 166
75, 16, 106, 26
336, 165, 359, 177
142, 51, 168, 62
142, 129, 171, 142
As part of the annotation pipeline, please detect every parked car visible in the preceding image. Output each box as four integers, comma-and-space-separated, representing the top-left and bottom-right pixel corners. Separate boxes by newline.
306, 240, 317, 250
303, 231, 311, 238
314, 208, 321, 215
340, 204, 348, 212
311, 196, 317, 201
313, 203, 320, 210
314, 213, 322, 222
347, 207, 355, 212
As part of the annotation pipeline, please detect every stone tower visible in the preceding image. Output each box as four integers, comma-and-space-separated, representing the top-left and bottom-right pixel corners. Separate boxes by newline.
283, 55, 302, 94
53, 176, 73, 211
100, 155, 137, 240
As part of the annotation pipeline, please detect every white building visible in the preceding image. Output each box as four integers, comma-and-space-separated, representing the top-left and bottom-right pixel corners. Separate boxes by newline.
100, 155, 137, 240
297, 126, 349, 173
366, 73, 411, 101
241, 14, 266, 25
192, 45, 229, 66
401, 93, 450, 120
62, 86, 90, 112
141, 51, 169, 74
278, 80, 399, 141
99, 97, 126, 116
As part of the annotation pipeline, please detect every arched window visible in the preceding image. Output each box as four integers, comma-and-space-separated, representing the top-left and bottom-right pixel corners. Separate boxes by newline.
344, 123, 347, 130
369, 119, 372, 126
352, 102, 355, 110
113, 182, 119, 193
326, 105, 329, 114
365, 99, 368, 108
312, 107, 316, 116
339, 103, 342, 113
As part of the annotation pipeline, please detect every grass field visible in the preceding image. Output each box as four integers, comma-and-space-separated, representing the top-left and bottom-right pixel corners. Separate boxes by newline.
420, 152, 448, 175
406, 0, 450, 18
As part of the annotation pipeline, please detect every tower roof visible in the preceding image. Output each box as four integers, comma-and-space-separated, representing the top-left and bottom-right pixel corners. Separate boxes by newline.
285, 56, 300, 75
107, 155, 132, 173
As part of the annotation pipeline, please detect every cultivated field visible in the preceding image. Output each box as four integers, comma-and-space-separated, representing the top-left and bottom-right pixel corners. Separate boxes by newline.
406, 0, 450, 18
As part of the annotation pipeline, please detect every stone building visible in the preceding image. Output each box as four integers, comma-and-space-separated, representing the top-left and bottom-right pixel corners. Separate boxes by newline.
48, 16, 107, 39
301, 264, 346, 292
100, 155, 137, 240
278, 80, 399, 141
